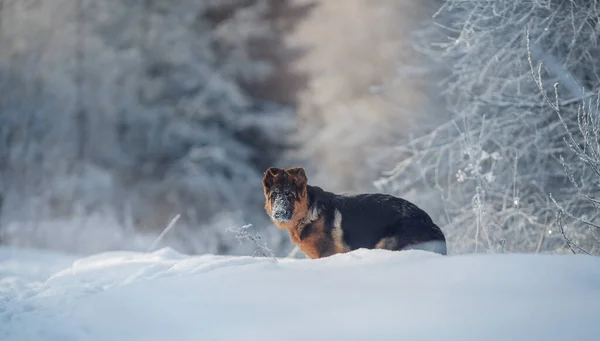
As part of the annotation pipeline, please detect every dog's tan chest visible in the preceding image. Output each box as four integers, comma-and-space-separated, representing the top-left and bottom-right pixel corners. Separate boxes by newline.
294, 218, 327, 259
291, 212, 350, 259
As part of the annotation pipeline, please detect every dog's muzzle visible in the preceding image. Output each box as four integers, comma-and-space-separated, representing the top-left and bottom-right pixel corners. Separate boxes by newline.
271, 197, 294, 222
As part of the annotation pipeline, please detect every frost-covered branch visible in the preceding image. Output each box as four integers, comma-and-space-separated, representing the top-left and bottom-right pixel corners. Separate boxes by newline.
526, 26, 600, 254
226, 223, 277, 261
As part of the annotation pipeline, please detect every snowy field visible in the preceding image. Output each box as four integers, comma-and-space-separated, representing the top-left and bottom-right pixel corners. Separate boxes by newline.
1, 246, 600, 341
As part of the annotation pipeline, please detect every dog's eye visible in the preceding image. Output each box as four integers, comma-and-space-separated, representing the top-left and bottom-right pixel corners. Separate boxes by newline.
284, 189, 294, 197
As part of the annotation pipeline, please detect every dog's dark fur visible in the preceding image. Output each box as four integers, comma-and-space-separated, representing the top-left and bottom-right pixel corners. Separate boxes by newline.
262, 167, 447, 259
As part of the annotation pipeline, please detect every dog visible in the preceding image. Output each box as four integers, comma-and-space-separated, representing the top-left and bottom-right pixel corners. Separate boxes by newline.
262, 167, 447, 259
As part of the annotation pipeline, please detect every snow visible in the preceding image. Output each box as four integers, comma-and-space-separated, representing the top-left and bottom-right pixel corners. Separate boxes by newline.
1, 246, 599, 341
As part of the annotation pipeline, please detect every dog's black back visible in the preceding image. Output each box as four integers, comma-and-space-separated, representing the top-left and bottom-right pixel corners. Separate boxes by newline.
308, 185, 446, 254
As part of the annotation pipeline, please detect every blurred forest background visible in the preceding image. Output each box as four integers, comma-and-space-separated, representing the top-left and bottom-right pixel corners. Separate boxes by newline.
0, 0, 599, 257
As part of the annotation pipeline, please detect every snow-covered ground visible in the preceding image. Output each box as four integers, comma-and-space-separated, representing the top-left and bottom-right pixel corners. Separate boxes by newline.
1, 246, 599, 341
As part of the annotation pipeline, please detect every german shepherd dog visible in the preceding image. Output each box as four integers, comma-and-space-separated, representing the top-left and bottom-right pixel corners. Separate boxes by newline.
262, 167, 447, 259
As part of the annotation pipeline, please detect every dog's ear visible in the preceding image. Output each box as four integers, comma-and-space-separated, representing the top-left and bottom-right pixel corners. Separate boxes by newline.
285, 167, 307, 191
262, 167, 283, 195
285, 167, 307, 181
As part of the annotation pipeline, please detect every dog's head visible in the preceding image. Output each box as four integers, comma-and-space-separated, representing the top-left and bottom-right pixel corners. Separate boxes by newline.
262, 167, 308, 224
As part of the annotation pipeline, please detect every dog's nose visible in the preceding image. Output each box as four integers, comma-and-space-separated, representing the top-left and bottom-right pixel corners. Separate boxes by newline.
273, 209, 292, 221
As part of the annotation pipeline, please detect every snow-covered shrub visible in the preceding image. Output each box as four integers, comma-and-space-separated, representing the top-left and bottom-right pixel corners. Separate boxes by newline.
376, 0, 600, 254
0, 0, 307, 256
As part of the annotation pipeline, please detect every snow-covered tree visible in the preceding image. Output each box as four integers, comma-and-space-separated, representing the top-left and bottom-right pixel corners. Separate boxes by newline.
0, 0, 307, 256
376, 0, 600, 254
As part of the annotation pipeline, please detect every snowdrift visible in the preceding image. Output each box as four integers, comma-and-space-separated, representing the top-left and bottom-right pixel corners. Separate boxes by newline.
1, 246, 599, 341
